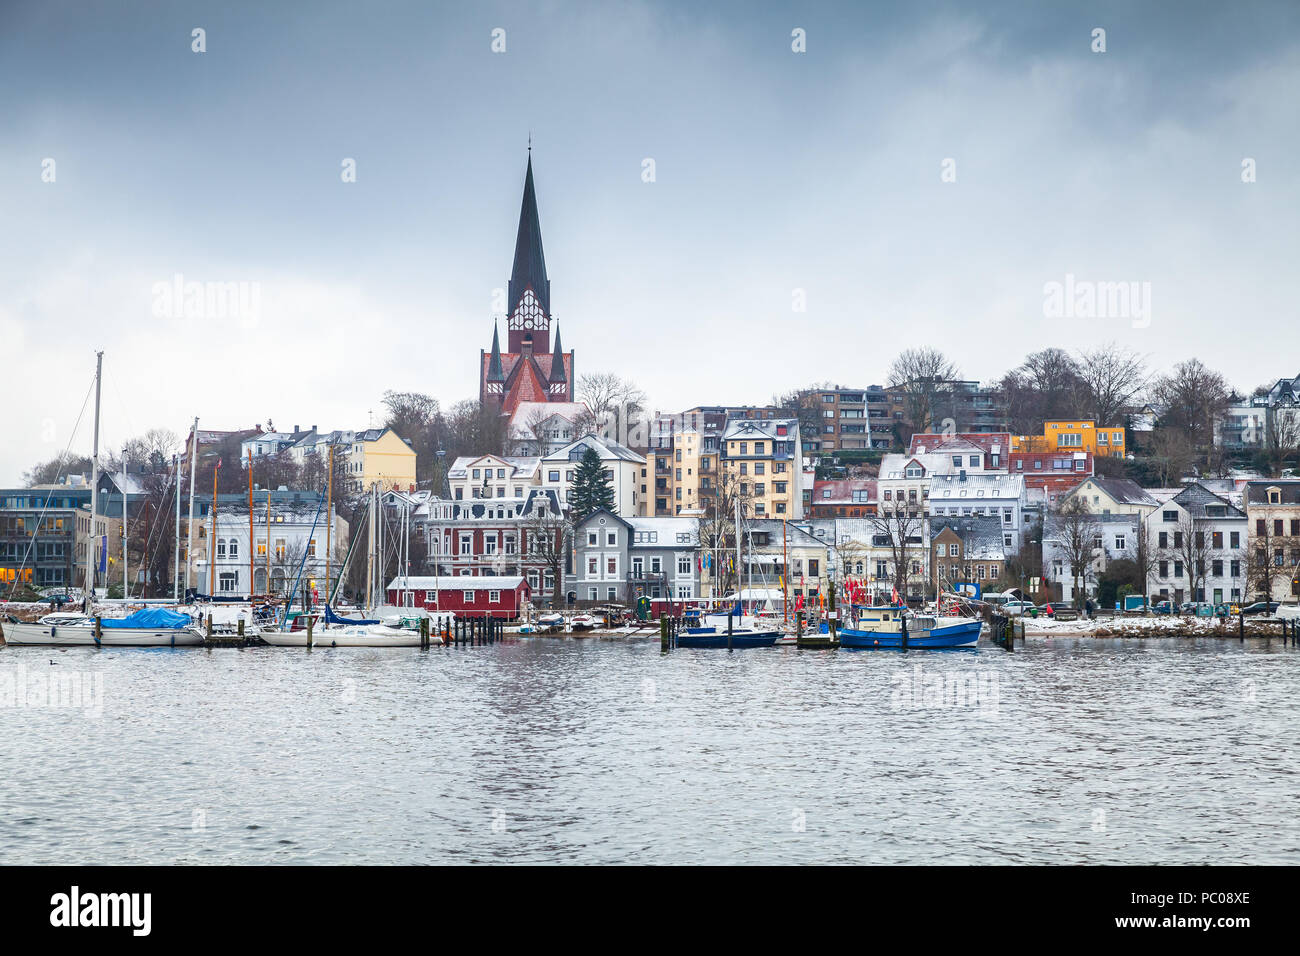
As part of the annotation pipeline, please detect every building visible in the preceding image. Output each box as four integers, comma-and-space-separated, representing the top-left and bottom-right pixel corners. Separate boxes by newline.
417, 489, 564, 601
1062, 476, 1159, 519
1043, 512, 1142, 605
190, 489, 349, 597
0, 483, 90, 591
804, 386, 894, 452
290, 427, 417, 493
1242, 479, 1300, 601
506, 401, 593, 456
385, 575, 531, 620
446, 454, 542, 502
479, 155, 575, 416
1012, 420, 1127, 458
1010, 449, 1093, 507
241, 425, 316, 460
926, 472, 1028, 553
571, 510, 701, 604
929, 515, 1007, 597
540, 434, 645, 518
887, 379, 1008, 436
809, 479, 876, 518
1146, 482, 1247, 605
721, 418, 804, 519
877, 433, 1010, 521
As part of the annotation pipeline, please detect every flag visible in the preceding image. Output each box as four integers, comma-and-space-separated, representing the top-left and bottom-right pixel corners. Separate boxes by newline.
891, 586, 900, 606
98, 534, 108, 574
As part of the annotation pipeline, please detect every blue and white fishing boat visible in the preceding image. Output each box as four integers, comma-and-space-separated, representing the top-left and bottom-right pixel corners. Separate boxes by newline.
838, 606, 981, 649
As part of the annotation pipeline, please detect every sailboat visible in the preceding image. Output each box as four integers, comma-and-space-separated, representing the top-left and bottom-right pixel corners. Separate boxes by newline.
676, 497, 781, 649
261, 483, 443, 647
2, 353, 203, 647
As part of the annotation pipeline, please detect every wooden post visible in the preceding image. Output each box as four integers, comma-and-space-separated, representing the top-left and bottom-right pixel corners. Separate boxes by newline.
306, 607, 313, 649
900, 610, 909, 650
1240, 612, 1245, 642
94, 616, 102, 641
237, 618, 245, 638
420, 616, 429, 648
206, 613, 212, 639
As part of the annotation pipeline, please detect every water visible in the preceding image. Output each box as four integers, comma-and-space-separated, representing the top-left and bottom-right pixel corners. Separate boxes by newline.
2, 635, 1297, 864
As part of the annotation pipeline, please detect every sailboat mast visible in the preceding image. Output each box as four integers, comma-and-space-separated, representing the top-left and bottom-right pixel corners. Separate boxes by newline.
365, 482, 376, 612
325, 443, 333, 604
734, 493, 742, 614
247, 449, 254, 599
185, 416, 198, 593
173, 454, 181, 601
122, 446, 128, 599
85, 351, 103, 604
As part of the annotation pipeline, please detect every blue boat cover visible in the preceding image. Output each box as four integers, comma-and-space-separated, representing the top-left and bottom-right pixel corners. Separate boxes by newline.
99, 608, 192, 629
323, 604, 379, 625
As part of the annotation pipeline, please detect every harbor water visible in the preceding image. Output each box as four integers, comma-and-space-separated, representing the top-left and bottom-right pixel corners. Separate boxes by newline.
1, 635, 1296, 864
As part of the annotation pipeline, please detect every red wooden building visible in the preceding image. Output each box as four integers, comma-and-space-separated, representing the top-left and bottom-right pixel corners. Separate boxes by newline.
385, 575, 531, 620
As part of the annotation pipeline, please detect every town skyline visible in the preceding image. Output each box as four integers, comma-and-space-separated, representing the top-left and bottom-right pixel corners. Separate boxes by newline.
4, 0, 1298, 484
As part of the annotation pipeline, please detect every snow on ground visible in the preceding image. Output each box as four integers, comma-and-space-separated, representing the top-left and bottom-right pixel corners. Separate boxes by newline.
1024, 615, 1286, 638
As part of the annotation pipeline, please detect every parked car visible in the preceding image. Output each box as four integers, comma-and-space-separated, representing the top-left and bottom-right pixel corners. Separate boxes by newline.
1239, 601, 1281, 616
1002, 600, 1036, 616
1153, 600, 1174, 615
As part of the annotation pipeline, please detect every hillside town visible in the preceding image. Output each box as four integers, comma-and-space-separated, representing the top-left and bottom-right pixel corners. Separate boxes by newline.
5, 157, 1299, 618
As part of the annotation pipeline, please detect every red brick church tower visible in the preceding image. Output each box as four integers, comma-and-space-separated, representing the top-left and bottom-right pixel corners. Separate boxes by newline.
479, 154, 575, 415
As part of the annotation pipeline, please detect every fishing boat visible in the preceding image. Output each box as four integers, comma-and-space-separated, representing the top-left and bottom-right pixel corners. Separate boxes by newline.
838, 606, 981, 649
3, 608, 204, 647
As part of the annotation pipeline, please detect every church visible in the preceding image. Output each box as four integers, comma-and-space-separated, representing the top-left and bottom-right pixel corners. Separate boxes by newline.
479, 154, 575, 416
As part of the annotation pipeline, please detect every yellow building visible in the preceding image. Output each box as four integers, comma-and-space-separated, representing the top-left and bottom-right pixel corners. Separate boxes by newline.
1012, 420, 1126, 458
346, 427, 418, 492
721, 418, 804, 519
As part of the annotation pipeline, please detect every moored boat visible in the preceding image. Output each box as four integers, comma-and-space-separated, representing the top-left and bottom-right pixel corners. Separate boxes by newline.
838, 606, 981, 649
2, 608, 203, 647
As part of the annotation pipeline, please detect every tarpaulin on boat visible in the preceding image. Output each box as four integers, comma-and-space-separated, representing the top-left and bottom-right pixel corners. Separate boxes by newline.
99, 608, 192, 629
324, 604, 379, 625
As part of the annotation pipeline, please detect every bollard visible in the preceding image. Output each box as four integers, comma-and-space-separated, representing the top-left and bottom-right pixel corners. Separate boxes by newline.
206, 614, 213, 639
900, 613, 909, 650
306, 611, 313, 649
238, 619, 245, 639
95, 616, 102, 641
660, 615, 668, 651
420, 616, 429, 648
1240, 613, 1245, 642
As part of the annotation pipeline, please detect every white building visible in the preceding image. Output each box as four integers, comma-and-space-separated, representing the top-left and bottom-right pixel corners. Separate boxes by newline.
1146, 482, 1247, 605
541, 434, 645, 518
506, 401, 593, 456
445, 455, 542, 502
926, 472, 1028, 553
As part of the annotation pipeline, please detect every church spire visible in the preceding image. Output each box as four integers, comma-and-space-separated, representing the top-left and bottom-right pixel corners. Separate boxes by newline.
487, 319, 504, 382
509, 154, 550, 320
548, 323, 566, 383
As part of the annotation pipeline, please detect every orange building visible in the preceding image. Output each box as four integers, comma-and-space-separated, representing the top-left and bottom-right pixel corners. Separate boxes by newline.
1011, 420, 1126, 458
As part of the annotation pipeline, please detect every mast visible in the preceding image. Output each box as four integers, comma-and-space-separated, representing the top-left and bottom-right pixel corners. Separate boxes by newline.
121, 446, 128, 599
365, 482, 376, 612
734, 493, 742, 615
173, 454, 181, 601
84, 351, 103, 606
265, 488, 271, 597
783, 518, 789, 624
208, 464, 219, 595
247, 449, 254, 599
325, 443, 333, 605
185, 416, 198, 593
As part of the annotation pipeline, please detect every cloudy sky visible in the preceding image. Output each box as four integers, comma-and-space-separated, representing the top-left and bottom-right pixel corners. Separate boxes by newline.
2, 0, 1297, 483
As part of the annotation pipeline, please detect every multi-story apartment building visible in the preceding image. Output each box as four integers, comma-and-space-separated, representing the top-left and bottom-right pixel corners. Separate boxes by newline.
927, 473, 1028, 553
1010, 450, 1093, 509
1044, 512, 1143, 605
650, 426, 714, 517
929, 515, 1007, 596
0, 481, 90, 591
1146, 483, 1247, 605
1063, 477, 1159, 520
1011, 420, 1127, 458
804, 386, 894, 452
888, 380, 1008, 435
1243, 479, 1300, 601
571, 511, 701, 604
720, 418, 804, 519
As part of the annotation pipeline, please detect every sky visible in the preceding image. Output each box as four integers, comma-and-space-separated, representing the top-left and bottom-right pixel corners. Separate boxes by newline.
1, 0, 1297, 484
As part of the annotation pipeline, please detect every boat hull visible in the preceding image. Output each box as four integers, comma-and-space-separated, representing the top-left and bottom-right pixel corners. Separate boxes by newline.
260, 626, 439, 647
675, 630, 781, 648
839, 620, 981, 649
2, 622, 203, 646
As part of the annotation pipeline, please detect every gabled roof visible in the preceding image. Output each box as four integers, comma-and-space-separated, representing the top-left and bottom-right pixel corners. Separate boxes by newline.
1168, 482, 1245, 518
929, 514, 1006, 558
544, 433, 645, 464
721, 418, 798, 441
1244, 479, 1300, 505
909, 431, 1010, 457
1079, 476, 1159, 507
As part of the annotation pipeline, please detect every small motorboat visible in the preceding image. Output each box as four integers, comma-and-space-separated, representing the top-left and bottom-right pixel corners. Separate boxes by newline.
569, 613, 598, 632
535, 612, 565, 633
838, 606, 981, 649
674, 630, 781, 649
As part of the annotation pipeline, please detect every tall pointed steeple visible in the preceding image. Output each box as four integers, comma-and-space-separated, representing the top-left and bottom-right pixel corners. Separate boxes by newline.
508, 154, 551, 334
487, 320, 504, 383
548, 323, 566, 384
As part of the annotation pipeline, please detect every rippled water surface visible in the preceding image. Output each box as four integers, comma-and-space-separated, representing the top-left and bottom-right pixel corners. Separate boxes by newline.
2, 635, 1297, 864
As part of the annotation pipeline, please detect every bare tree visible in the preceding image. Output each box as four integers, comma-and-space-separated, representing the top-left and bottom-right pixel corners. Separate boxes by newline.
1158, 512, 1212, 604
1152, 359, 1231, 468
522, 498, 570, 609
1048, 497, 1102, 607
886, 348, 960, 434
577, 373, 646, 444
868, 499, 926, 599
1000, 348, 1085, 436
1076, 343, 1148, 427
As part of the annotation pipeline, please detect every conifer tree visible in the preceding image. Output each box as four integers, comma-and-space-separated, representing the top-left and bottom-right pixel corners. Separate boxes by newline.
569, 446, 615, 521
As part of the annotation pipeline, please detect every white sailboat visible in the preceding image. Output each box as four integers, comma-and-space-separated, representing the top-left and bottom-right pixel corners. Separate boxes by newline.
2, 353, 203, 648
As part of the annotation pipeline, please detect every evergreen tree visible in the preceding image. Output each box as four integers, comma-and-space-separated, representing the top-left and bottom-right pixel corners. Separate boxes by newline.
569, 446, 615, 521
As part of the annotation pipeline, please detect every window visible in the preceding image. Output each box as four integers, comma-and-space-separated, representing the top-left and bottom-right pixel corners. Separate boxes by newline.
1163, 510, 1178, 523
678, 556, 691, 574
650, 557, 662, 574
1115, 535, 1126, 551
489, 590, 501, 603
463, 590, 476, 603
548, 470, 560, 482
607, 531, 617, 546
587, 557, 598, 575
